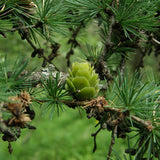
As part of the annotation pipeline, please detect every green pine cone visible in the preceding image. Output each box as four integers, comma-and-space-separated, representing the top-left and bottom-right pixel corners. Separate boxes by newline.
66, 62, 99, 101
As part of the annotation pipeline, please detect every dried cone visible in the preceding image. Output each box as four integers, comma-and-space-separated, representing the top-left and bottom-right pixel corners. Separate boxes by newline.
7, 93, 31, 127
19, 91, 31, 107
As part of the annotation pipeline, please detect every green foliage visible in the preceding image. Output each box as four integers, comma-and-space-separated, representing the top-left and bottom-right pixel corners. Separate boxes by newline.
106, 71, 160, 118
65, 0, 159, 38
0, 55, 33, 93
34, 0, 69, 39
83, 44, 102, 64
39, 73, 71, 118
0, 0, 35, 26
113, 0, 159, 38
65, 0, 109, 22
103, 71, 160, 159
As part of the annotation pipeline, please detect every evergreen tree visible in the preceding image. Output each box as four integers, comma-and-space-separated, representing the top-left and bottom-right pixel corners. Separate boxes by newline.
0, 0, 160, 159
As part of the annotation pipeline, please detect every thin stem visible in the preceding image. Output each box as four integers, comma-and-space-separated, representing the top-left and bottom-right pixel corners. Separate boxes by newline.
58, 100, 90, 109
0, 31, 6, 38
26, 37, 37, 50
66, 22, 83, 66
131, 115, 154, 131
8, 142, 13, 154
91, 126, 103, 152
152, 37, 160, 45
107, 125, 118, 160
1, 25, 36, 32
96, 13, 115, 81
0, 8, 14, 17
31, 97, 90, 109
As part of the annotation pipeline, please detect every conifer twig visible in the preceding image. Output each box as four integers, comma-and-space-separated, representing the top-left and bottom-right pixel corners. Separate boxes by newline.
1, 25, 37, 32
95, 11, 115, 81
152, 37, 160, 45
0, 31, 6, 38
131, 115, 154, 131
107, 125, 117, 160
91, 125, 103, 153
66, 22, 83, 66
31, 89, 154, 133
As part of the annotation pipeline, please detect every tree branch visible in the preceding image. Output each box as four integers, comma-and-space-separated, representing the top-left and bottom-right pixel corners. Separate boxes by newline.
66, 22, 83, 66
95, 13, 115, 81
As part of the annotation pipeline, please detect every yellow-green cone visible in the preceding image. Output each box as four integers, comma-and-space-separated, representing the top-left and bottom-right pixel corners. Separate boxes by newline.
66, 62, 100, 101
